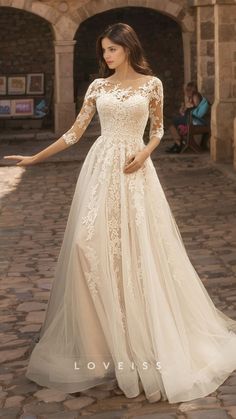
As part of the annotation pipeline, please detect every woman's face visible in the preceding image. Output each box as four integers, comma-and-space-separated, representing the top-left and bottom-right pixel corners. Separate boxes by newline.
193, 94, 201, 106
101, 37, 128, 69
185, 87, 193, 98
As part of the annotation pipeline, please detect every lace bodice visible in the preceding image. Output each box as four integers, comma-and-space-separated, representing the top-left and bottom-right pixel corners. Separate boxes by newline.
62, 76, 164, 146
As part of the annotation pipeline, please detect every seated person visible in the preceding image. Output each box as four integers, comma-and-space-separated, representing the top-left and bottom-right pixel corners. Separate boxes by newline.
166, 91, 210, 153
165, 81, 197, 153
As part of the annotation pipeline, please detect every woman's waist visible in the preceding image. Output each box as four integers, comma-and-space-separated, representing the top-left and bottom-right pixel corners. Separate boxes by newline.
100, 131, 144, 141
93, 133, 146, 154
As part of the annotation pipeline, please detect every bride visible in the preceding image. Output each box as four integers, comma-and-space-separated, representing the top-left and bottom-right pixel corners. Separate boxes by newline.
4, 22, 236, 404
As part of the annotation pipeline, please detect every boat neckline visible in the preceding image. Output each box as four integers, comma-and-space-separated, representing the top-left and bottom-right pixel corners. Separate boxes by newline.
101, 76, 155, 90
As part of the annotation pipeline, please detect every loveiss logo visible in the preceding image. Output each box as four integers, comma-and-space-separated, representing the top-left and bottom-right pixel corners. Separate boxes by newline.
74, 360, 162, 371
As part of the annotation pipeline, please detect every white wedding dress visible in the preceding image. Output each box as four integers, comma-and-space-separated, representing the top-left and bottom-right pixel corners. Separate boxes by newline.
26, 76, 236, 404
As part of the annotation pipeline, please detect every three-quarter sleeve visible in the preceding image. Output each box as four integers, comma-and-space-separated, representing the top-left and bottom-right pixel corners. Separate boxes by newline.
149, 78, 164, 141
62, 79, 98, 145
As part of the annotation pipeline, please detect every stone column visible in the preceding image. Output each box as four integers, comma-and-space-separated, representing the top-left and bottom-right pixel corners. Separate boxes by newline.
190, 0, 236, 165
234, 117, 236, 170
54, 40, 76, 136
211, 1, 236, 163
195, 2, 215, 101
182, 32, 192, 85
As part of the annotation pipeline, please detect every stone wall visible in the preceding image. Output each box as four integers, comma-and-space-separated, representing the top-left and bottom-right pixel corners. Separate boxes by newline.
234, 117, 236, 170
0, 0, 196, 136
210, 2, 236, 163
0, 0, 235, 168
197, 5, 215, 102
0, 7, 54, 121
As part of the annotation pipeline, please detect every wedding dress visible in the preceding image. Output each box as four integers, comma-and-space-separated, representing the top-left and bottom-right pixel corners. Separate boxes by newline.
26, 75, 236, 404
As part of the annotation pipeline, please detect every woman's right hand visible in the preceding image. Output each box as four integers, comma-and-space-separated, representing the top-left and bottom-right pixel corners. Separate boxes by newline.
3, 155, 38, 166
3, 137, 70, 167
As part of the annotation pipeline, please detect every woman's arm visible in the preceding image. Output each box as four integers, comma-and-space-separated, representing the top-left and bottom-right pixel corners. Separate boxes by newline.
3, 137, 68, 166
23, 137, 70, 165
191, 97, 209, 119
4, 79, 98, 166
124, 77, 164, 174
144, 77, 164, 155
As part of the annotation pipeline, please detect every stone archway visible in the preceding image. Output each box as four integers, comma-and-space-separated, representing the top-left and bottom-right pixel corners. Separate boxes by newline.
74, 6, 185, 124
0, 0, 77, 41
1, 0, 194, 42
74, 0, 195, 33
0, 0, 196, 135
0, 1, 78, 134
74, 0, 195, 87
0, 7, 54, 129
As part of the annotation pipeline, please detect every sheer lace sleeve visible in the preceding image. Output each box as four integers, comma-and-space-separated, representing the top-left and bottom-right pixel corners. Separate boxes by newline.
149, 77, 164, 141
62, 79, 98, 145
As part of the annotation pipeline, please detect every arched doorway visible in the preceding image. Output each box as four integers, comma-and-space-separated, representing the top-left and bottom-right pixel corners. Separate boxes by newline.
0, 7, 54, 130
74, 7, 184, 124
0, 0, 195, 136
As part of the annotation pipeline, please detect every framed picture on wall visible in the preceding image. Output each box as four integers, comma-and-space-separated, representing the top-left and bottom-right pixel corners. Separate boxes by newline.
11, 99, 34, 116
0, 77, 7, 95
0, 100, 12, 117
26, 73, 44, 94
8, 76, 26, 95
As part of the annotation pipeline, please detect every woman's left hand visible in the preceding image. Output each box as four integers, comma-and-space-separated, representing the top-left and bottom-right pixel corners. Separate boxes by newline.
3, 155, 38, 166
123, 149, 150, 174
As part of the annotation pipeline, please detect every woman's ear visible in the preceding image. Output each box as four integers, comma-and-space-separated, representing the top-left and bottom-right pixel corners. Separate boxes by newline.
125, 47, 130, 60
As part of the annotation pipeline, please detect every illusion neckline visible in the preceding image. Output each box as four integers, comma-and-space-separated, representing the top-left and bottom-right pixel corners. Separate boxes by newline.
102, 76, 155, 91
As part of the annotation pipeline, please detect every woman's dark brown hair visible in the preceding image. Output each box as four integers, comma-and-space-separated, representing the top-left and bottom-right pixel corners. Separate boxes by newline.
96, 22, 153, 78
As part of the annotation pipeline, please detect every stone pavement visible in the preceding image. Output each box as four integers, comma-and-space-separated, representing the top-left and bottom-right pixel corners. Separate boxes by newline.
0, 134, 236, 419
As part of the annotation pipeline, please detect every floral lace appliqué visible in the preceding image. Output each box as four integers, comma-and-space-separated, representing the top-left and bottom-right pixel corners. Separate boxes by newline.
66, 76, 165, 308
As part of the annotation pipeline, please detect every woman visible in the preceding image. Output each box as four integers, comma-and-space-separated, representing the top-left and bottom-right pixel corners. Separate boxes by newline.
166, 81, 197, 153
190, 91, 210, 125
4, 23, 236, 404
166, 91, 210, 154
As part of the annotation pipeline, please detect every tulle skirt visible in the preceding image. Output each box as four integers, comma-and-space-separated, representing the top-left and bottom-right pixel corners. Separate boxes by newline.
26, 134, 236, 403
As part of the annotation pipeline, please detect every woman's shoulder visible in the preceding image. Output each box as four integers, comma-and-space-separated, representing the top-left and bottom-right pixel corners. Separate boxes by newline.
148, 76, 163, 98
196, 96, 210, 108
150, 75, 163, 85
88, 78, 104, 87
85, 78, 105, 96
146, 76, 163, 94
137, 74, 162, 86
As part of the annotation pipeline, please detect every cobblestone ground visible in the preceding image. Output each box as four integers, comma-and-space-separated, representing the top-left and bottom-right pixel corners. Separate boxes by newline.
0, 135, 236, 419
